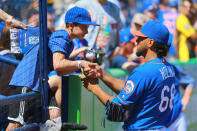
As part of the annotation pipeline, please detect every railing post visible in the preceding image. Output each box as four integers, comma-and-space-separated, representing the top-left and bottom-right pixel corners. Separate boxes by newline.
39, 0, 48, 123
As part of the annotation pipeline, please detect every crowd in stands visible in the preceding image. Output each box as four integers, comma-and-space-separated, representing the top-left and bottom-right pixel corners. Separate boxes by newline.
1, 0, 197, 67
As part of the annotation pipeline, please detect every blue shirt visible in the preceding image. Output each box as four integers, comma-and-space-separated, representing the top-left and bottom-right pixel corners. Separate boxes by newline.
109, 54, 127, 68
72, 38, 88, 60
69, 38, 88, 74
112, 58, 177, 130
48, 30, 74, 59
9, 30, 73, 92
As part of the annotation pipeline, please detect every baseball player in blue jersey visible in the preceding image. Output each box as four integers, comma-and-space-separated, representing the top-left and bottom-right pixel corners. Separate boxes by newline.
80, 20, 179, 130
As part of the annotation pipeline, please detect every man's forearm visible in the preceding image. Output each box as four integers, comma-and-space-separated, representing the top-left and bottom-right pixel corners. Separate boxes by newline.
91, 85, 115, 105
183, 87, 193, 100
101, 70, 125, 94
53, 52, 81, 76
54, 59, 80, 76
0, 9, 10, 21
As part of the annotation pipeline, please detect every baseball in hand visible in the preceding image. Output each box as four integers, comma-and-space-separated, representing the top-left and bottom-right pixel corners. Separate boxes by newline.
85, 50, 96, 61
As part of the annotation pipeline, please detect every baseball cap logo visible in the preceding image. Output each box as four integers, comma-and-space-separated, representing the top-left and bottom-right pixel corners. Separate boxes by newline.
87, 12, 91, 19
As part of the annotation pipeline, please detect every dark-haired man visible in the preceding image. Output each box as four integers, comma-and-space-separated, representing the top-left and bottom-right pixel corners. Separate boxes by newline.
80, 20, 180, 130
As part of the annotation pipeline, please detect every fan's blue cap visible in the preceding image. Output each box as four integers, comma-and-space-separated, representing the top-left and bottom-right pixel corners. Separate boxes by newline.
65, 7, 99, 26
131, 20, 169, 45
119, 28, 135, 43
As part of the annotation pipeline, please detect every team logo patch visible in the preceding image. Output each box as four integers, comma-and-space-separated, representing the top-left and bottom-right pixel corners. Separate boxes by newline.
184, 24, 190, 30
124, 80, 134, 94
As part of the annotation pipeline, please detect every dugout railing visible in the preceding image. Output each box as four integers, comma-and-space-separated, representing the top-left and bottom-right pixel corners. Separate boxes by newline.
0, 55, 41, 130
0, 0, 49, 130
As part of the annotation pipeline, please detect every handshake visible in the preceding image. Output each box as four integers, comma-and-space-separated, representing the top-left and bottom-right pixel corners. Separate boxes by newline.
78, 47, 105, 92
79, 63, 103, 93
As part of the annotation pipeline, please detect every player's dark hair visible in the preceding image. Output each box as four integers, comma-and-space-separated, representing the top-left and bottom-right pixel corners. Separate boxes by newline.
65, 23, 79, 28
154, 41, 170, 57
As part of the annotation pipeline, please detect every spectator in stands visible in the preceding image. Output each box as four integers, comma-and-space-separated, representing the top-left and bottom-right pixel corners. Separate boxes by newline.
26, 0, 39, 11
26, 9, 39, 27
143, 3, 159, 20
109, 28, 138, 71
157, 0, 179, 58
0, 25, 16, 128
0, 8, 26, 30
176, 0, 197, 62
127, 0, 138, 22
75, 0, 122, 69
6, 7, 99, 130
158, 0, 169, 11
0, 25, 15, 96
47, 12, 55, 35
131, 13, 148, 31
108, 0, 127, 27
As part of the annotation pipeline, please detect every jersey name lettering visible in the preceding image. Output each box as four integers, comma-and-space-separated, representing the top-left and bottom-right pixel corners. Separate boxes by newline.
160, 66, 175, 80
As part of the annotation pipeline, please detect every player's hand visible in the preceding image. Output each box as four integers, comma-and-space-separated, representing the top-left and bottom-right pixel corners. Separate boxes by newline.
82, 63, 103, 78
181, 96, 190, 111
80, 60, 90, 69
11, 19, 27, 30
79, 74, 99, 92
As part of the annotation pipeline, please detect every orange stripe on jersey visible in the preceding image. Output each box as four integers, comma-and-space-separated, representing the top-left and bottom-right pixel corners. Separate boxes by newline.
117, 96, 128, 105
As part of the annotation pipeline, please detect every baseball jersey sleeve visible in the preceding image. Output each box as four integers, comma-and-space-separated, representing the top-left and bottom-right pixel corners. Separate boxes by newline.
175, 65, 195, 89
112, 71, 146, 105
48, 30, 73, 57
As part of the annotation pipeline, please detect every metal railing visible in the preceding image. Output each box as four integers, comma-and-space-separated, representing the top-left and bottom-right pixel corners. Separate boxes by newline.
0, 55, 41, 130
0, 0, 49, 130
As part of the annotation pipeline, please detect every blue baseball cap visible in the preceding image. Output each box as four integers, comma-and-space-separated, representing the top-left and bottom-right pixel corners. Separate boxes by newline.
119, 28, 135, 43
65, 7, 99, 26
131, 20, 169, 45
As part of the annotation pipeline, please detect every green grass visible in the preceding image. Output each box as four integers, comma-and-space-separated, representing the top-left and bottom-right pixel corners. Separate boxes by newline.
188, 122, 197, 131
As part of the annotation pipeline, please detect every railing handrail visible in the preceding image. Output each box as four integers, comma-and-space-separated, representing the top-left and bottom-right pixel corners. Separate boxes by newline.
0, 92, 40, 106
0, 55, 20, 66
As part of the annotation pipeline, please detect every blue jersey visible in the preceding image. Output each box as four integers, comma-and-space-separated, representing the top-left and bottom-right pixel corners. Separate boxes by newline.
48, 30, 74, 59
112, 58, 177, 130
109, 54, 127, 68
10, 30, 73, 92
72, 38, 88, 60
